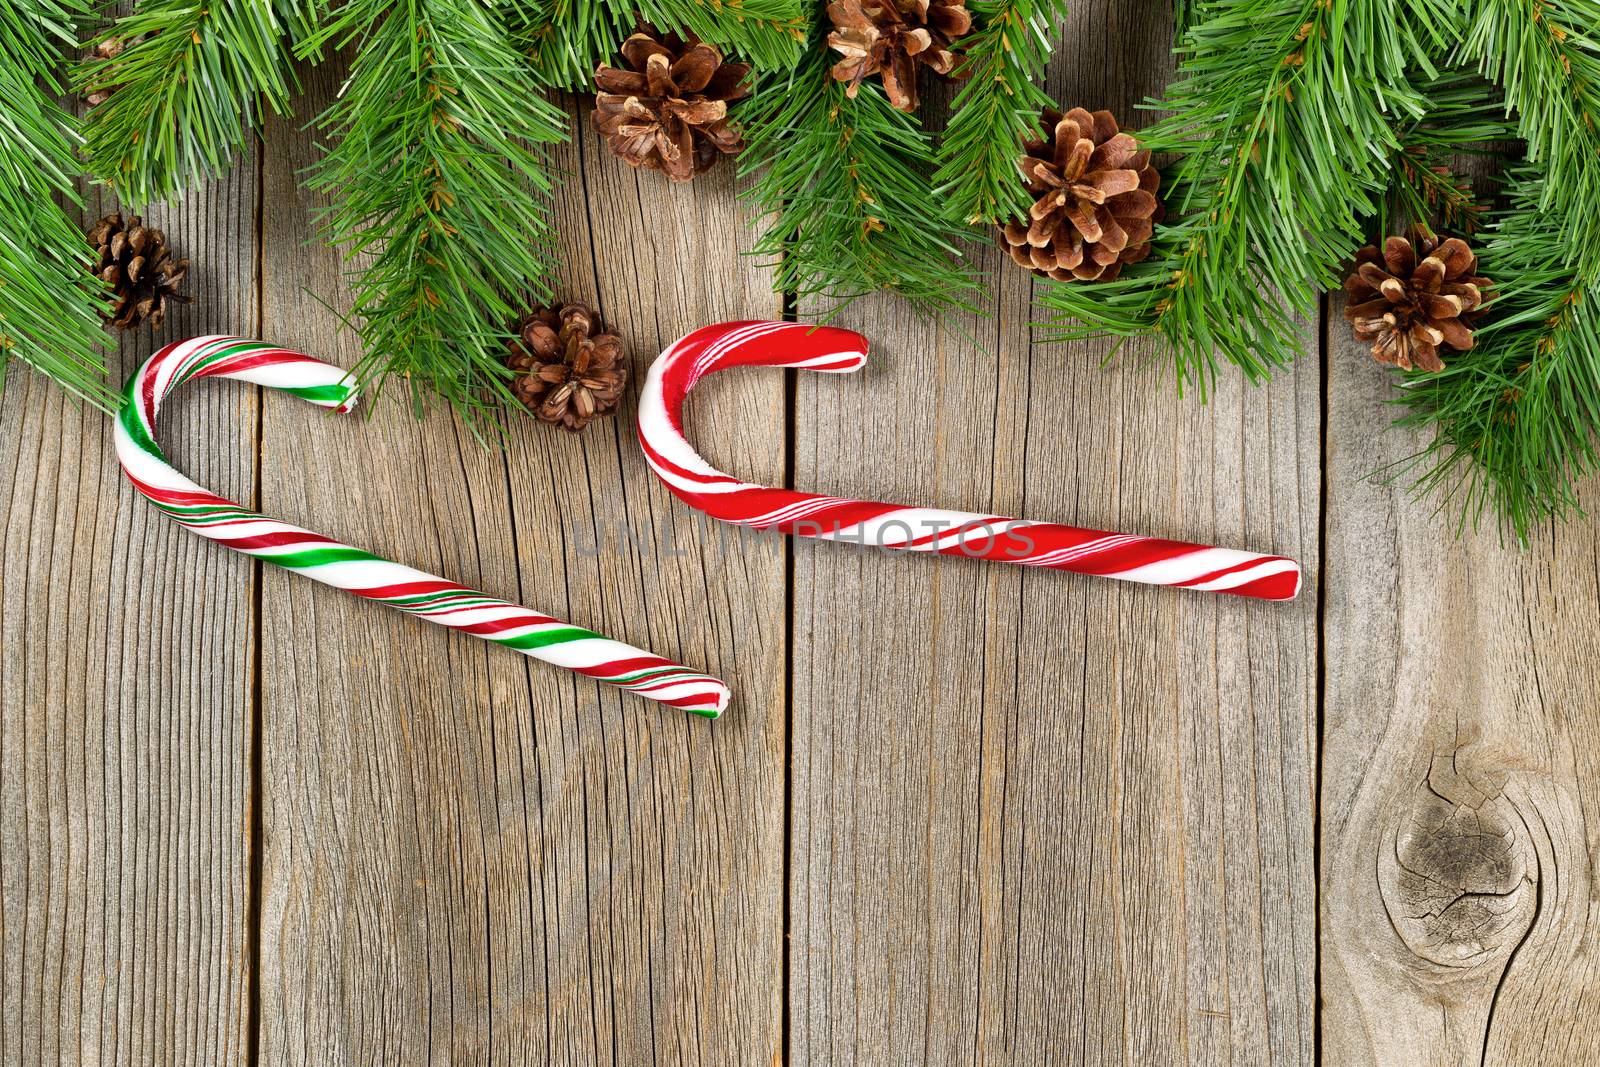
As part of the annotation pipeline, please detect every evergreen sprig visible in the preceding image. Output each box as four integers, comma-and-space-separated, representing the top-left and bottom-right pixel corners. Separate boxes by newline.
1041, 0, 1458, 394
741, 45, 983, 314
510, 1, 632, 89
935, 0, 1069, 226
632, 0, 808, 71
305, 0, 567, 428
76, 0, 300, 207
512, 0, 807, 90
1381, 71, 1506, 236
0, 0, 115, 409
1395, 0, 1600, 538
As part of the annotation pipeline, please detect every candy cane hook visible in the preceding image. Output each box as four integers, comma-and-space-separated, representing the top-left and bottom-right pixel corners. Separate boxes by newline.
116, 335, 731, 716
639, 322, 1301, 601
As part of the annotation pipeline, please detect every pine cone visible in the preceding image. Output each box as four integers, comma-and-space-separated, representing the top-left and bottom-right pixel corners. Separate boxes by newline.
593, 29, 751, 182
999, 108, 1162, 282
827, 0, 972, 112
1343, 226, 1490, 372
506, 304, 628, 432
87, 212, 190, 329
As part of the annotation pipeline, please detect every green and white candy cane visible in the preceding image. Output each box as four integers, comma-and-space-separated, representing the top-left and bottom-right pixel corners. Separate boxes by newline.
115, 335, 731, 716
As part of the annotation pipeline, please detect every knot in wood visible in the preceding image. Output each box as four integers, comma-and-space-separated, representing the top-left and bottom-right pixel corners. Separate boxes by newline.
1378, 760, 1537, 969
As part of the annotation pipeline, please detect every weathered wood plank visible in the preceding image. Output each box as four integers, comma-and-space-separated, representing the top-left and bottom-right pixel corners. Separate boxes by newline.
0, 168, 260, 1065
1321, 302, 1600, 1063
789, 3, 1320, 1061
255, 62, 786, 1064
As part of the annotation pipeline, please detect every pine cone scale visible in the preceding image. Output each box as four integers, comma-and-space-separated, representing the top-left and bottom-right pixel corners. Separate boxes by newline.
671, 45, 720, 90
1097, 216, 1129, 254
596, 68, 647, 94
1083, 170, 1140, 199
669, 99, 728, 124
1091, 137, 1139, 171
1066, 201, 1101, 242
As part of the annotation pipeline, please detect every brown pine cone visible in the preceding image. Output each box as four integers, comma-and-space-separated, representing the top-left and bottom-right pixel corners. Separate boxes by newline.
87, 211, 190, 329
1343, 226, 1490, 372
999, 108, 1163, 282
593, 29, 751, 182
506, 304, 627, 432
827, 0, 972, 112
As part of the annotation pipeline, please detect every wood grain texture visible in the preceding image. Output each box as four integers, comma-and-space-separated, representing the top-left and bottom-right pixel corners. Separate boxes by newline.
14, 7, 1600, 1065
789, 5, 1320, 1063
0, 168, 260, 1065
1321, 304, 1600, 1064
254, 61, 786, 1065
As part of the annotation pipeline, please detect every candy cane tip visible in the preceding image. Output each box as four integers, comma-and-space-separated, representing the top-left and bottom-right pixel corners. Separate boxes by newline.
702, 685, 732, 716
1257, 564, 1302, 601
799, 325, 870, 374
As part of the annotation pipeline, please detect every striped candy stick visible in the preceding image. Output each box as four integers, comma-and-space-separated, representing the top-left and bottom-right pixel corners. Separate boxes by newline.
639, 321, 1302, 601
115, 335, 731, 716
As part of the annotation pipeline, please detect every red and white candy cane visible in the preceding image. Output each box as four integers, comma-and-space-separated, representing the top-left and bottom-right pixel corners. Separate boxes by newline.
115, 335, 731, 716
639, 321, 1301, 601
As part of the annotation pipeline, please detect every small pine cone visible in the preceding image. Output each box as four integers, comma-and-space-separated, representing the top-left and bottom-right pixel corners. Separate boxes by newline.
506, 304, 628, 432
593, 29, 751, 182
87, 211, 191, 329
1343, 226, 1491, 372
999, 108, 1163, 282
827, 0, 973, 112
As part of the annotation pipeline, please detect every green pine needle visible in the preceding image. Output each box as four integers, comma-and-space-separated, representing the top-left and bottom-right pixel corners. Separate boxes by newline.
1380, 71, 1507, 236
76, 0, 300, 208
0, 0, 115, 410
741, 46, 984, 315
306, 0, 567, 430
511, 0, 807, 90
632, 0, 808, 71
1394, 0, 1600, 541
935, 0, 1069, 226
274, 0, 321, 51
508, 0, 632, 89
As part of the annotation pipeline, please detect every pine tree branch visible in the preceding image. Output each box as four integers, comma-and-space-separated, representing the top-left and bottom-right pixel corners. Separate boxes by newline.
511, 0, 807, 90
306, 0, 567, 428
934, 0, 1069, 226
76, 0, 300, 208
2, 0, 80, 72
741, 45, 984, 314
0, 0, 116, 410
1378, 71, 1506, 235
1394, 0, 1600, 539
632, 0, 809, 71
1041, 0, 1460, 394
508, 0, 632, 90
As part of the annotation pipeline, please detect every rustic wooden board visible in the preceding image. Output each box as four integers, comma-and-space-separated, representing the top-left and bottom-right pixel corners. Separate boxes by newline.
789, 5, 1320, 1062
1321, 308, 1600, 1063
14, 6, 1600, 1065
253, 62, 787, 1064
0, 169, 260, 1065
